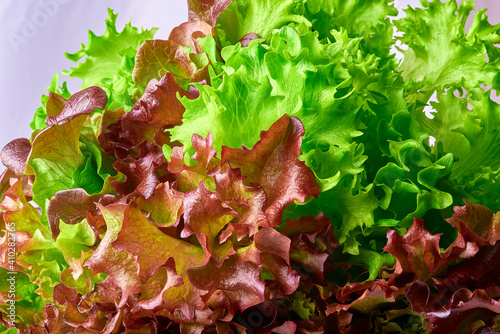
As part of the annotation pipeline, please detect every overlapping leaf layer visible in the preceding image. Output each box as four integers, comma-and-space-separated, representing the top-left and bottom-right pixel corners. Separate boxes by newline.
1, 0, 500, 333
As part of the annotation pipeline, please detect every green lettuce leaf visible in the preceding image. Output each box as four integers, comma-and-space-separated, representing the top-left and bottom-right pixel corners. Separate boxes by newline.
171, 20, 456, 255
396, 0, 500, 97
4, 1, 500, 332
28, 87, 109, 217
419, 88, 500, 212
28, 114, 87, 212
169, 25, 363, 167
216, 0, 311, 46
304, 0, 398, 58
0, 268, 46, 331
64, 8, 157, 110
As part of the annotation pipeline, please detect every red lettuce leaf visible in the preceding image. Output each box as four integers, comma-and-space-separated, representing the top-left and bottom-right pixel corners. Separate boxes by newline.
45, 86, 108, 126
214, 167, 267, 239
135, 182, 184, 228
255, 227, 290, 265
255, 227, 300, 295
112, 201, 207, 319
27, 304, 75, 334
446, 200, 500, 247
112, 151, 166, 199
239, 33, 260, 47
169, 21, 213, 52
0, 177, 48, 239
435, 241, 500, 300
47, 188, 101, 239
113, 202, 205, 280
98, 107, 125, 137
133, 40, 196, 88
167, 132, 220, 192
222, 115, 321, 227
125, 73, 199, 143
380, 202, 500, 332
182, 181, 236, 265
261, 253, 300, 296
45, 92, 68, 118
385, 202, 500, 283
281, 213, 337, 281
137, 258, 184, 310
99, 73, 199, 160
407, 282, 500, 334
187, 0, 232, 27
84, 202, 143, 308
384, 218, 471, 281
0, 138, 31, 175
188, 250, 266, 314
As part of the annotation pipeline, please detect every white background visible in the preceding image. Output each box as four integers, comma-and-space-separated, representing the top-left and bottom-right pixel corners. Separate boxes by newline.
0, 0, 499, 173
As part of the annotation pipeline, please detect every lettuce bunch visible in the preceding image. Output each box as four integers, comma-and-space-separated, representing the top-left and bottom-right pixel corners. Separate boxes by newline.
1, 0, 500, 333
